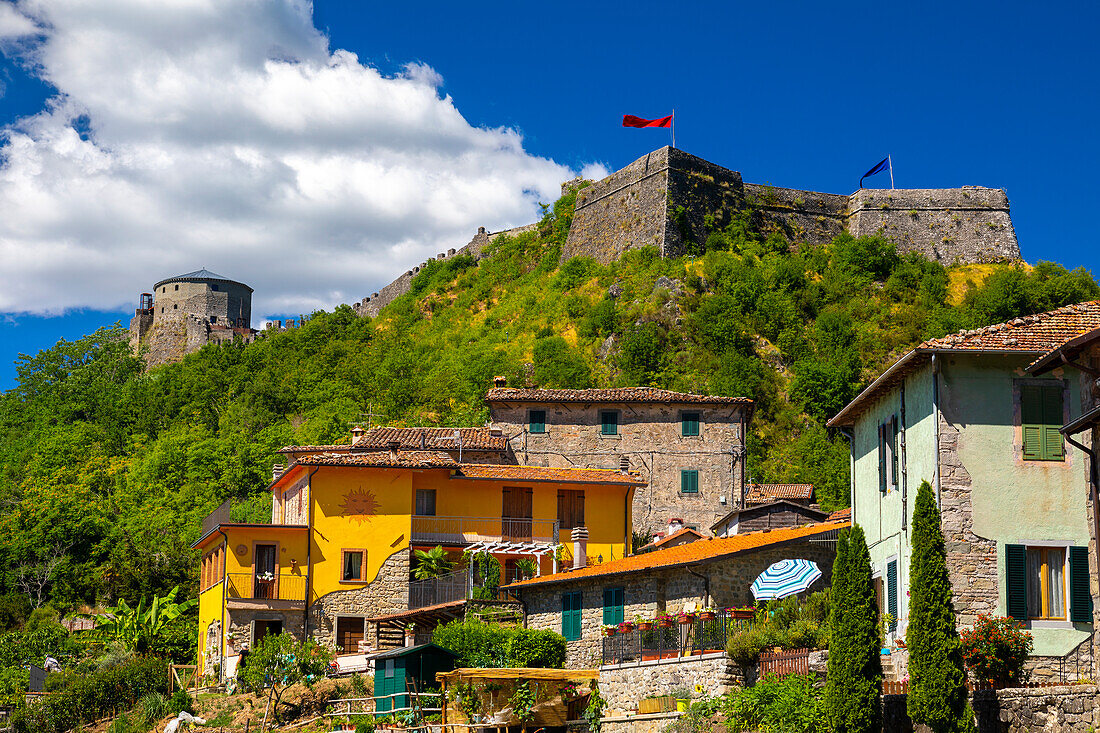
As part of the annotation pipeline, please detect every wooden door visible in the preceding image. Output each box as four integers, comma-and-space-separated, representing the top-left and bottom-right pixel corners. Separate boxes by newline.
254, 544, 276, 599
502, 487, 532, 540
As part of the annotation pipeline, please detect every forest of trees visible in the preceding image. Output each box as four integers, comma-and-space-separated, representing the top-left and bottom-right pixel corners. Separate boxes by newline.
0, 188, 1097, 616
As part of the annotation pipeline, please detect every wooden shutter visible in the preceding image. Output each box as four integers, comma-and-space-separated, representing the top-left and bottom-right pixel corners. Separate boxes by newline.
1005, 544, 1028, 620
1041, 385, 1065, 461
601, 411, 618, 436
890, 415, 900, 490
530, 410, 546, 434
878, 423, 887, 493
558, 490, 586, 530
886, 560, 898, 632
682, 412, 700, 437
1021, 385, 1043, 460
681, 470, 699, 494
1070, 546, 1091, 623
603, 587, 624, 625
562, 591, 582, 641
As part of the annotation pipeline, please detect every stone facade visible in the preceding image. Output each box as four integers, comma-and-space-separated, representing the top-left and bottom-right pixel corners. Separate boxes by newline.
598, 653, 737, 715
517, 539, 835, 668
488, 397, 749, 534
307, 548, 410, 649
884, 685, 1100, 733
226, 606, 306, 656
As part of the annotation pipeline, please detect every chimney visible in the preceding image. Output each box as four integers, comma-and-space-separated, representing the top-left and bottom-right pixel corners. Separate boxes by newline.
493, 375, 507, 388
387, 440, 401, 461
350, 425, 365, 443
571, 526, 589, 570
272, 463, 285, 481
490, 428, 503, 437
619, 455, 630, 473
668, 518, 684, 536
419, 431, 427, 449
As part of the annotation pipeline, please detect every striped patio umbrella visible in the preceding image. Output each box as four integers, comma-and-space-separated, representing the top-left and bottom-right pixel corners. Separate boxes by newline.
750, 559, 822, 601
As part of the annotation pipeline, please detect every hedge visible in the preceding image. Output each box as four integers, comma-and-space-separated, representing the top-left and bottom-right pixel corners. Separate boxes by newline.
432, 620, 565, 669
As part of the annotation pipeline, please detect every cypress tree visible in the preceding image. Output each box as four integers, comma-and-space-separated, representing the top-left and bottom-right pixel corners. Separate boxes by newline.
907, 480, 974, 733
825, 525, 882, 733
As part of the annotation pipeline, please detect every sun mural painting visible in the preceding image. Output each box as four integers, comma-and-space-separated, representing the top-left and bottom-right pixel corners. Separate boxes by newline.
339, 486, 380, 524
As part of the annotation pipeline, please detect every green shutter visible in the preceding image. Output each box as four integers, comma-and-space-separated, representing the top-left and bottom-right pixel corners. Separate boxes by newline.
562, 592, 582, 641
601, 411, 618, 436
878, 423, 887, 493
682, 412, 700, 437
1041, 385, 1065, 461
886, 560, 898, 632
1021, 385, 1043, 460
530, 410, 546, 434
603, 587, 624, 625
1006, 544, 1028, 620
1070, 546, 1091, 623
681, 470, 699, 494
891, 415, 900, 490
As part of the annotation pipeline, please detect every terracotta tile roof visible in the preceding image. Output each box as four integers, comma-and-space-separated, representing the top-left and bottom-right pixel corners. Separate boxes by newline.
295, 450, 459, 468
277, 443, 352, 454
486, 387, 752, 405
453, 464, 645, 486
651, 527, 705, 548
352, 427, 508, 452
829, 301, 1100, 427
827, 508, 851, 522
916, 301, 1100, 352
506, 519, 848, 588
744, 483, 814, 503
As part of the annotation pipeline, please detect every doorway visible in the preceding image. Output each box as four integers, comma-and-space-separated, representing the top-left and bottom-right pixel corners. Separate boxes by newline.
252, 618, 283, 648
254, 544, 277, 599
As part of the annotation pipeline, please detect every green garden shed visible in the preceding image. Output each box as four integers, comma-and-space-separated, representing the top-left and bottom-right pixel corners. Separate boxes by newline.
373, 643, 458, 716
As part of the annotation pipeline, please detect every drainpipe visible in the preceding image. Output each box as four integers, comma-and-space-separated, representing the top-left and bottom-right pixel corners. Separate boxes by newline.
303, 468, 319, 641
686, 566, 711, 608
900, 380, 908, 531
1065, 431, 1100, 610
932, 354, 942, 507
217, 527, 229, 683
739, 410, 748, 508
837, 427, 854, 521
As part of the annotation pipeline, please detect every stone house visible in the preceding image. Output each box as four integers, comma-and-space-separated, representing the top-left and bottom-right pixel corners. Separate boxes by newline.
710, 500, 830, 538
278, 426, 512, 466
828, 301, 1100, 681
486, 384, 753, 535
506, 520, 845, 669
193, 444, 643, 680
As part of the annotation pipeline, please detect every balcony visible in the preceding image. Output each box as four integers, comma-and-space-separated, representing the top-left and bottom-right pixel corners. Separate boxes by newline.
411, 515, 559, 546
225, 572, 307, 609
601, 609, 755, 666
407, 569, 515, 610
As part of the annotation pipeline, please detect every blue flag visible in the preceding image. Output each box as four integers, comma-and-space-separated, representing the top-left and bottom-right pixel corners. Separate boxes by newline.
860, 157, 890, 188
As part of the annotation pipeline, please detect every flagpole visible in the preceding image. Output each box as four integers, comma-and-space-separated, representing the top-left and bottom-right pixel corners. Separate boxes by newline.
671, 109, 676, 149
889, 154, 895, 189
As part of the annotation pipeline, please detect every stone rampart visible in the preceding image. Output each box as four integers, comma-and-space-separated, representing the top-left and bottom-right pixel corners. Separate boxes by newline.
743, 183, 849, 246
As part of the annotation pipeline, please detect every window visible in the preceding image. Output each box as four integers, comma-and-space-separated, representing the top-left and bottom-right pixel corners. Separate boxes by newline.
1006, 544, 1091, 622
562, 591, 582, 641
603, 587, 624, 626
886, 560, 898, 632
557, 489, 585, 531
681, 469, 699, 494
877, 415, 899, 493
601, 411, 619, 436
174, 284, 179, 291
682, 412, 700, 437
529, 410, 546, 434
1021, 384, 1065, 461
211, 284, 219, 291
335, 616, 365, 654
415, 489, 436, 516
341, 550, 366, 581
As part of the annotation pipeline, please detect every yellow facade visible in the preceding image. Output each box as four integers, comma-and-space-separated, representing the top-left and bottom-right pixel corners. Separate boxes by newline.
195, 458, 637, 675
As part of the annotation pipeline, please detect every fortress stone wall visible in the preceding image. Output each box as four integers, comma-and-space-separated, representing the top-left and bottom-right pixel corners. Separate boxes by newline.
352, 146, 1021, 319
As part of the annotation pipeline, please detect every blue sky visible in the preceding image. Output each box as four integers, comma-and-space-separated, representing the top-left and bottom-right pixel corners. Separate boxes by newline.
1, 0, 1098, 389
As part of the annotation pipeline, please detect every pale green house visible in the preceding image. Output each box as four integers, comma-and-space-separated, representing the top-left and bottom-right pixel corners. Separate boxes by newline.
829, 301, 1100, 680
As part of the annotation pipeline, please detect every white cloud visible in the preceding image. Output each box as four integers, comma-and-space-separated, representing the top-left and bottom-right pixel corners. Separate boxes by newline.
0, 0, 579, 317
0, 3, 37, 40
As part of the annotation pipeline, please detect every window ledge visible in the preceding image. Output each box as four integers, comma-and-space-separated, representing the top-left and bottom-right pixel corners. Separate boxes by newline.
598, 433, 622, 440
1029, 620, 1075, 630
339, 580, 370, 585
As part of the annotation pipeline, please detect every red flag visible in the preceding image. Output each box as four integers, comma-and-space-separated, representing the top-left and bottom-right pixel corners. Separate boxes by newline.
622, 114, 673, 128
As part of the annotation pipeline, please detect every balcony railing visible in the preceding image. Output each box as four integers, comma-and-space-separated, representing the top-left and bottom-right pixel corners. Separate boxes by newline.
226, 572, 307, 602
601, 609, 754, 666
407, 569, 513, 610
411, 515, 559, 545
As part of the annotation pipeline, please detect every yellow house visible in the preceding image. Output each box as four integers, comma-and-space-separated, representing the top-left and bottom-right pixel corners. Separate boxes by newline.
194, 445, 642, 678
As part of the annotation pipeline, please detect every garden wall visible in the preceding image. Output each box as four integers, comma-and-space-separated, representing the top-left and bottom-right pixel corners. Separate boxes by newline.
598, 653, 741, 715
883, 684, 1100, 733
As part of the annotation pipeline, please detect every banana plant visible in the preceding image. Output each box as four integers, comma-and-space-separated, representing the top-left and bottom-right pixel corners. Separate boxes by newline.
86, 585, 196, 651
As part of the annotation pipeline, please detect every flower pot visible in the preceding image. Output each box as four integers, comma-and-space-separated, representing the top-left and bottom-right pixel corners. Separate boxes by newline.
638, 621, 654, 631
657, 619, 673, 628
602, 628, 616, 637
676, 699, 689, 712
699, 611, 716, 621
678, 615, 695, 625
618, 622, 635, 633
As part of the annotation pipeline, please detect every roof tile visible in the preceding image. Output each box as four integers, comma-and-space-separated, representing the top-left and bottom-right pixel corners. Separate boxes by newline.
454, 464, 645, 486
507, 519, 848, 588
744, 483, 814, 503
353, 427, 508, 452
486, 387, 751, 405
295, 451, 459, 468
916, 301, 1100, 352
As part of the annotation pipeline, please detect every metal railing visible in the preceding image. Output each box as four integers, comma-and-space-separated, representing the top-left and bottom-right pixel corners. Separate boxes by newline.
601, 609, 753, 666
200, 499, 231, 538
226, 572, 307, 602
411, 515, 559, 545
409, 569, 469, 609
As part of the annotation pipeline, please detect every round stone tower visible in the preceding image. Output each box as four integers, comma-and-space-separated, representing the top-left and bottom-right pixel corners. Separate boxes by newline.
151, 268, 252, 327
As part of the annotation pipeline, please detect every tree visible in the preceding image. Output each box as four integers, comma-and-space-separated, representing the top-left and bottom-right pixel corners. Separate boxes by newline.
907, 481, 974, 733
824, 525, 882, 733
88, 585, 196, 653
237, 632, 333, 726
413, 546, 454, 580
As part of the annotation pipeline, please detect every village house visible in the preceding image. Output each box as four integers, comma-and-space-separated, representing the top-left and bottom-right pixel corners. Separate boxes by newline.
710, 483, 828, 538
486, 382, 753, 536
828, 301, 1100, 681
193, 442, 643, 679
505, 519, 845, 670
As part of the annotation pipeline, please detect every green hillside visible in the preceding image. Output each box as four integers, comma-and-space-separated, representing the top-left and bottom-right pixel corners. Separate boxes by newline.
0, 188, 1097, 614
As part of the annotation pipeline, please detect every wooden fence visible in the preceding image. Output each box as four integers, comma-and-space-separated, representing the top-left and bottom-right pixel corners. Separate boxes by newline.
881, 680, 1082, 695
758, 648, 810, 677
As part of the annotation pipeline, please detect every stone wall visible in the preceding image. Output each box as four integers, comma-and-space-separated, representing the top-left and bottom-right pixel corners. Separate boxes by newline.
519, 539, 834, 669
129, 311, 258, 367
598, 653, 737, 715
308, 548, 410, 649
849, 187, 1019, 264
225, 607, 306, 655
743, 183, 849, 247
884, 685, 1100, 733
490, 400, 748, 534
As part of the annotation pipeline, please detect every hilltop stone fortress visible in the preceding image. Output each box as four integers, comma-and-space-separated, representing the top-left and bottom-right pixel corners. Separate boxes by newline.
352, 146, 1019, 317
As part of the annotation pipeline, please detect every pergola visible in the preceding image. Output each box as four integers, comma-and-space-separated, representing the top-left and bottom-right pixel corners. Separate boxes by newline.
463, 540, 561, 574
435, 667, 599, 732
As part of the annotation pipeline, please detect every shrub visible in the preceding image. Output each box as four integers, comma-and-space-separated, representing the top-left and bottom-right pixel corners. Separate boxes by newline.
432, 620, 566, 669
505, 628, 566, 668
960, 614, 1033, 687
722, 674, 827, 733
727, 628, 766, 666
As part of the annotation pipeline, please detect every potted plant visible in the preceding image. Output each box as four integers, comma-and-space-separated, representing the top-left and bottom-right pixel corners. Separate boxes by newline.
698, 606, 717, 621
656, 613, 674, 628
617, 620, 635, 633
601, 624, 617, 637
677, 611, 696, 625
635, 614, 654, 631
669, 687, 693, 712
